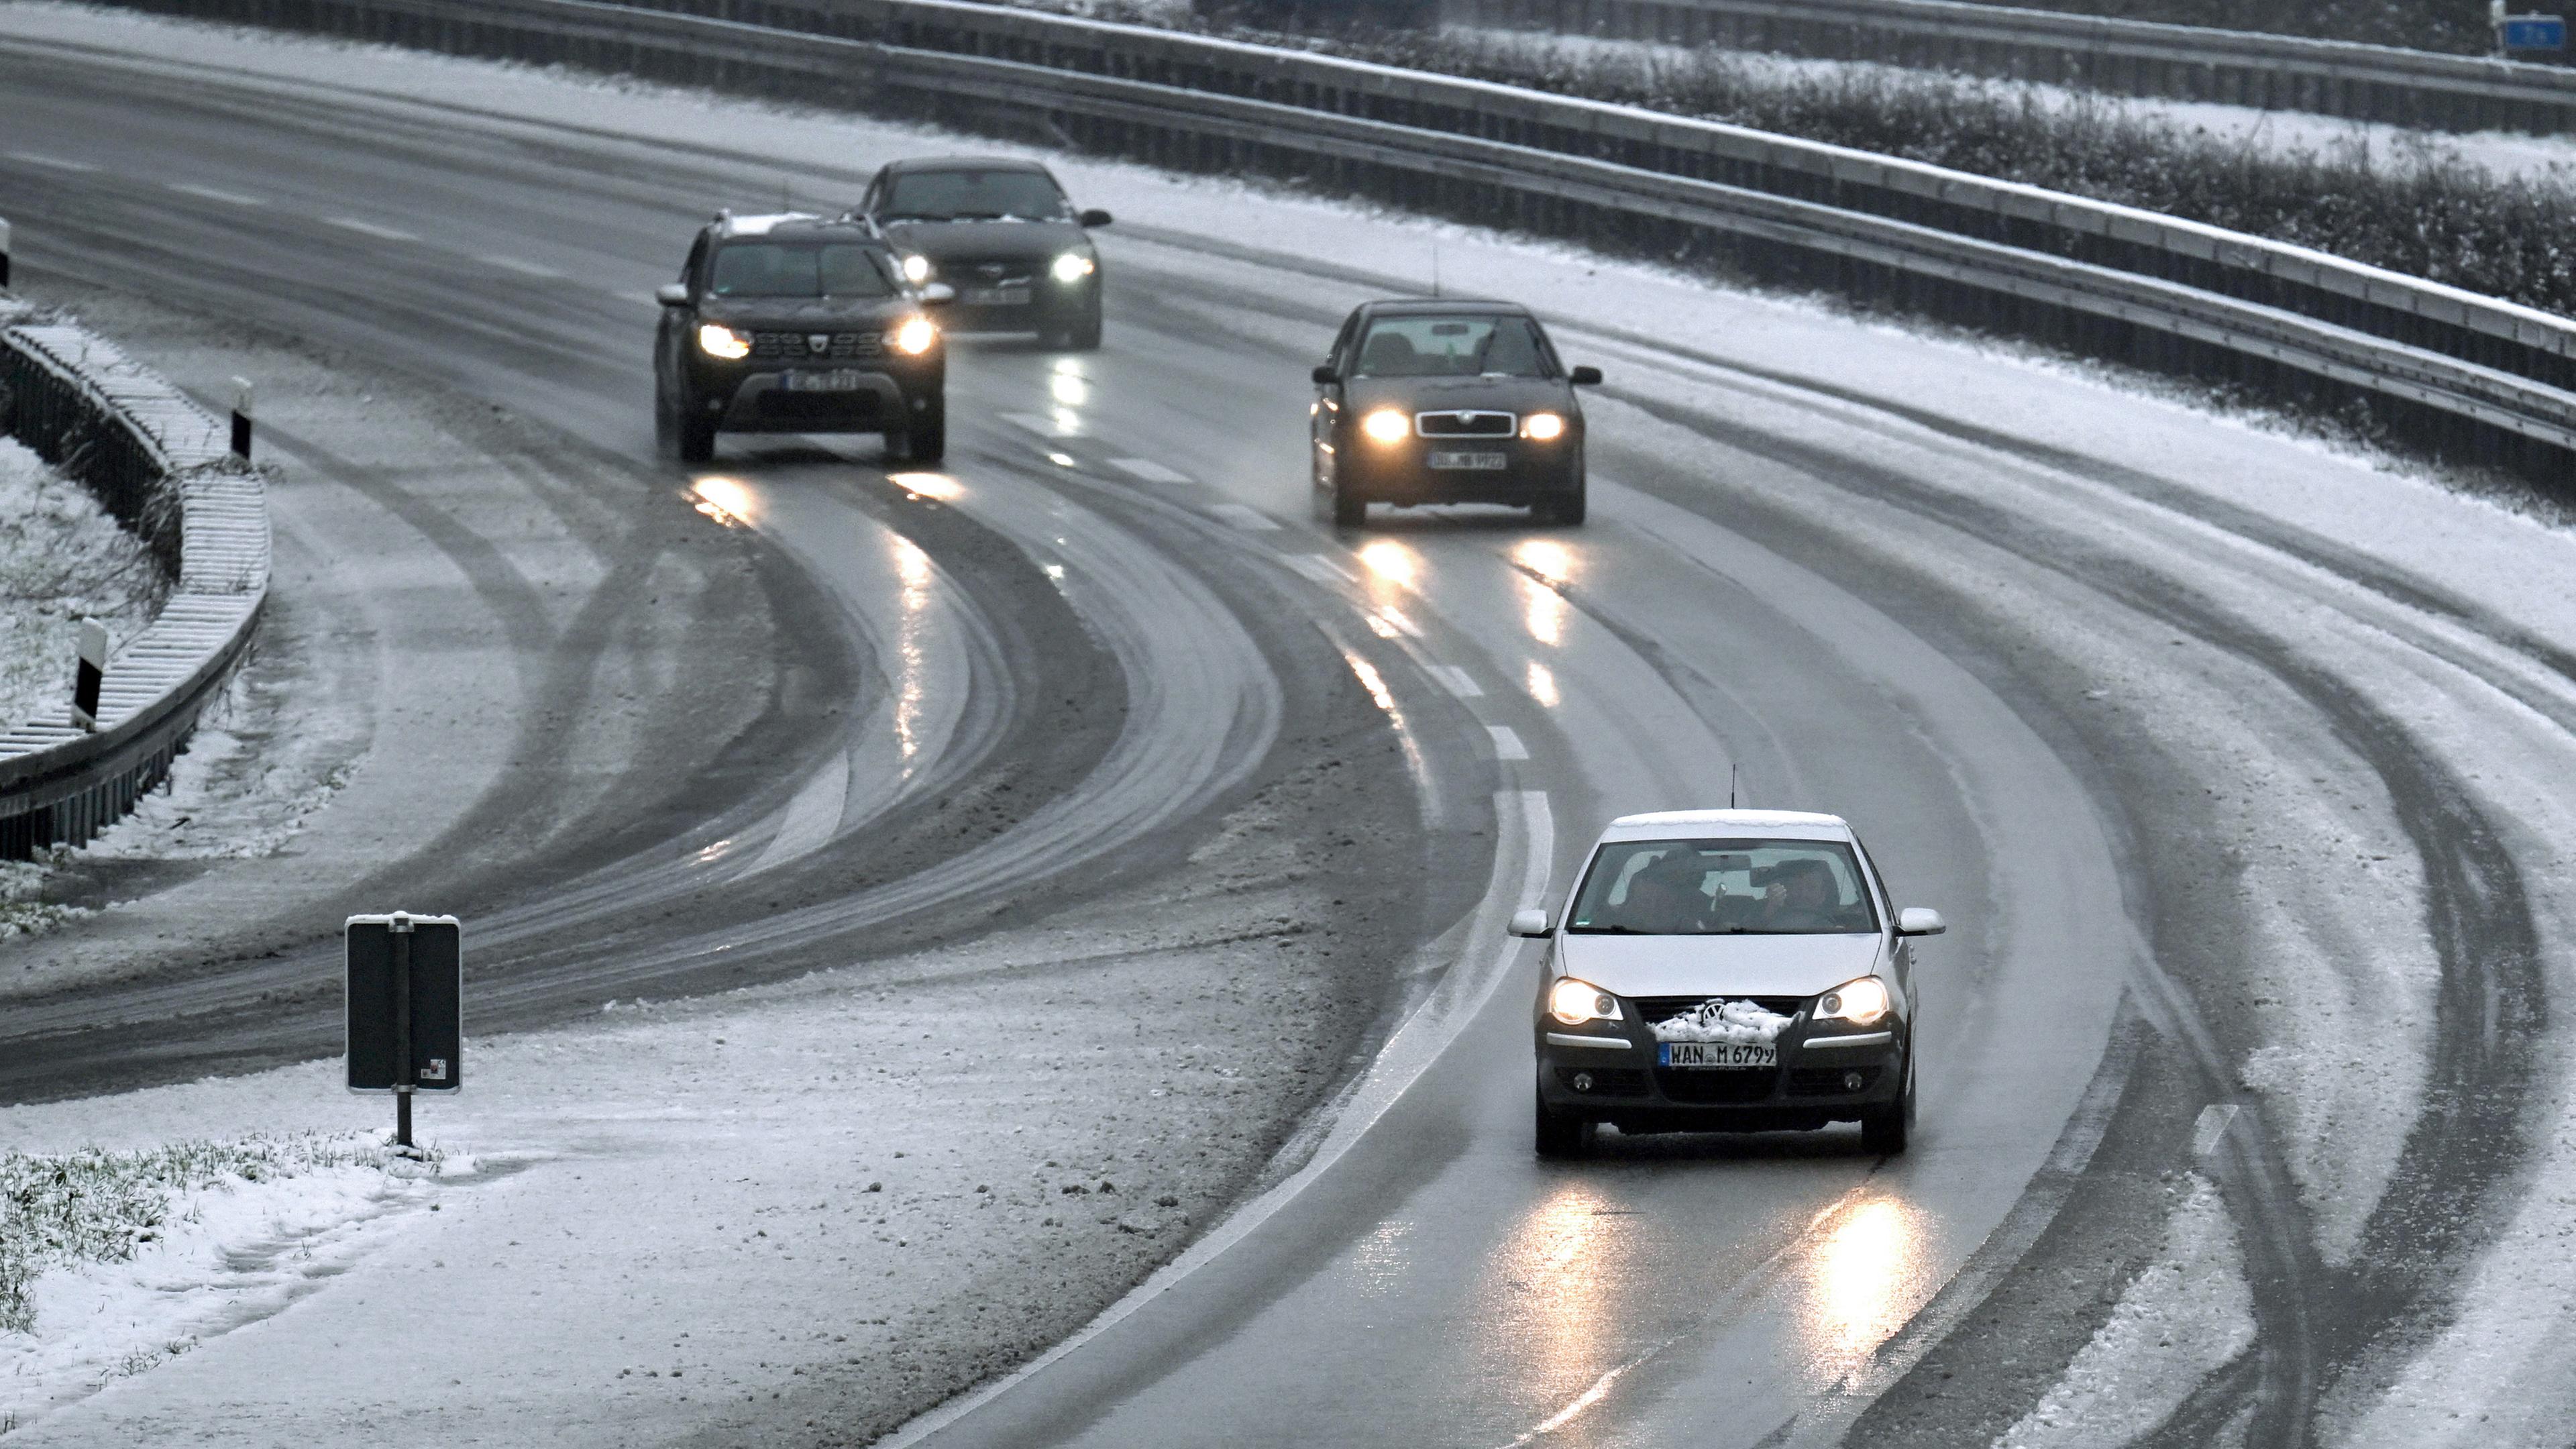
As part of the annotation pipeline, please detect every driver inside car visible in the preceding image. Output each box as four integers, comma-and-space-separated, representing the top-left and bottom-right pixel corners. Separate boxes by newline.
1621, 851, 1713, 934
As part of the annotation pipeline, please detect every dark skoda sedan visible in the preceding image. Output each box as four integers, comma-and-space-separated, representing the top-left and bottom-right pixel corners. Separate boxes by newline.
1309, 300, 1601, 527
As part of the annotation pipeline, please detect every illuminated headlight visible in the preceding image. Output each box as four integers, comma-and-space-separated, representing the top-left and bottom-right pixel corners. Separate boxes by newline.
1051, 251, 1096, 283
696, 323, 751, 360
1360, 409, 1411, 445
1815, 977, 1892, 1027
892, 315, 937, 356
1521, 411, 1566, 441
1548, 977, 1623, 1028
902, 254, 932, 284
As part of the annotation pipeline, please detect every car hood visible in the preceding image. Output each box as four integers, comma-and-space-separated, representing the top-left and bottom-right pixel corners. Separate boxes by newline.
1554, 932, 1886, 999
1345, 374, 1574, 415
696, 297, 911, 329
880, 218, 1089, 264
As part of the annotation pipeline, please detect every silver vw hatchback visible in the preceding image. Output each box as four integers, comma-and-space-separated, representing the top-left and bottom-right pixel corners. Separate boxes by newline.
1518, 809, 1945, 1157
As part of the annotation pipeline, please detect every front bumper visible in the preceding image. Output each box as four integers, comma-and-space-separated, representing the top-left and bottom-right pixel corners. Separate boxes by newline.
938, 280, 1096, 335
1334, 437, 1580, 506
692, 363, 936, 435
1534, 1020, 1904, 1132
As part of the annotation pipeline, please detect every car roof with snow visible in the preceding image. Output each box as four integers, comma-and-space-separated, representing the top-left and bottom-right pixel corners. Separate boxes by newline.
1597, 809, 1852, 843
879, 155, 1055, 174
705, 212, 885, 243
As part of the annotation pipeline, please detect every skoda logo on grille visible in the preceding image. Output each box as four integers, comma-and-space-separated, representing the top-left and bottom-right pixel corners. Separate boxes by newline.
807, 334, 832, 354
976, 264, 1006, 280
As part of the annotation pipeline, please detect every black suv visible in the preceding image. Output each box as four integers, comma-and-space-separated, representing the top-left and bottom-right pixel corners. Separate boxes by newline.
655, 212, 952, 464
1310, 300, 1601, 527
855, 157, 1111, 351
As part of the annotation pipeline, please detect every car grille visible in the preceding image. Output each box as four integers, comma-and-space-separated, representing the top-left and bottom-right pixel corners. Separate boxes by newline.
1656, 1067, 1779, 1104
757, 391, 882, 419
1556, 1065, 1648, 1096
1414, 409, 1515, 437
1788, 1066, 1883, 1097
1629, 996, 1807, 1026
951, 260, 1036, 287
750, 331, 883, 360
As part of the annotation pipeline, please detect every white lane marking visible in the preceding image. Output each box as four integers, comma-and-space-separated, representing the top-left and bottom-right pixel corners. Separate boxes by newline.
1375, 606, 1425, 639
877, 791, 1551, 1448
1001, 410, 1080, 437
167, 181, 263, 206
1489, 724, 1530, 761
479, 254, 563, 278
1427, 665, 1483, 698
1284, 553, 1354, 584
745, 753, 851, 877
2192, 1102, 2240, 1158
323, 216, 418, 241
7, 150, 99, 172
1111, 457, 1192, 484
1209, 503, 1280, 532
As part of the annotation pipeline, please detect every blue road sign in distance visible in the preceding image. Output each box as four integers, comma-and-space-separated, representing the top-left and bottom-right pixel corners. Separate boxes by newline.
2502, 14, 2567, 50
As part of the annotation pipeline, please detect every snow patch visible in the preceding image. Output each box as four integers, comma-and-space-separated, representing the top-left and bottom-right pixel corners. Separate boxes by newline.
0, 435, 163, 731
1651, 998, 1794, 1044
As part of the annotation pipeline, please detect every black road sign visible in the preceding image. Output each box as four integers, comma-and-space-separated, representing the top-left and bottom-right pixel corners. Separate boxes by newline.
346, 912, 463, 1095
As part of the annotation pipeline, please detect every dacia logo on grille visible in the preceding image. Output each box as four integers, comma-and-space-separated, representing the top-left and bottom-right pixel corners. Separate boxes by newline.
807, 334, 832, 354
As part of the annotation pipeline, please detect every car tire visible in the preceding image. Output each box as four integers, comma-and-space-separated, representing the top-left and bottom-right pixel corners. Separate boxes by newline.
1535, 1086, 1593, 1159
1331, 480, 1367, 528
898, 405, 947, 464
675, 407, 716, 466
1859, 1057, 1915, 1155
1069, 307, 1103, 352
1534, 462, 1588, 527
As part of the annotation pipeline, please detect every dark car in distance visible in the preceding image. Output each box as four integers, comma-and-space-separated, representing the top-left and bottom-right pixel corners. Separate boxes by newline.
1310, 300, 1600, 527
855, 157, 1110, 351
654, 212, 952, 464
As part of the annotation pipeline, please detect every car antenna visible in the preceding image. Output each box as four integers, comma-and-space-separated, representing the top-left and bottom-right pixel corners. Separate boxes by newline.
1729, 763, 1739, 809
1430, 237, 1442, 299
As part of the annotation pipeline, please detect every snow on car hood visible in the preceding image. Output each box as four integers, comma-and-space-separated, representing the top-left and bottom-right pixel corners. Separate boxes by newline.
1554, 932, 1886, 1000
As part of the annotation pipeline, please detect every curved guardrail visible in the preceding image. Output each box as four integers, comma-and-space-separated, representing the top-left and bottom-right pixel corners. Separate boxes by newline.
91, 0, 2576, 480
0, 292, 271, 859
1442, 0, 2576, 134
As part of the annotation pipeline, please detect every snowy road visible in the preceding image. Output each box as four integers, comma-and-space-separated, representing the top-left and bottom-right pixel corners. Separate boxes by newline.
3, 7, 2573, 1447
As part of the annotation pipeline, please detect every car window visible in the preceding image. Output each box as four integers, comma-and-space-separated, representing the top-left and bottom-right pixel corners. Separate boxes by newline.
879, 169, 1069, 221
707, 242, 896, 299
1352, 315, 1551, 378
1565, 839, 1880, 935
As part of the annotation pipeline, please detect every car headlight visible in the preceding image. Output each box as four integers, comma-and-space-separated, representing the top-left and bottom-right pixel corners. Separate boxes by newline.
902, 254, 932, 284
1051, 251, 1096, 283
892, 315, 937, 356
1548, 977, 1623, 1027
696, 323, 751, 360
1815, 976, 1892, 1027
1360, 409, 1411, 445
1521, 411, 1566, 441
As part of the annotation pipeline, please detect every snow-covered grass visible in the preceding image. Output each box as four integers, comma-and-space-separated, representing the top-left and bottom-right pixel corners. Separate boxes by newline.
0, 437, 164, 732
77, 660, 358, 863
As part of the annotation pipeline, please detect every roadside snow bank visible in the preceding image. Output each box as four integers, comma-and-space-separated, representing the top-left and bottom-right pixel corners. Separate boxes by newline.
0, 435, 163, 731
0, 1134, 453, 1426
1652, 998, 1795, 1044
1992, 1174, 2255, 1449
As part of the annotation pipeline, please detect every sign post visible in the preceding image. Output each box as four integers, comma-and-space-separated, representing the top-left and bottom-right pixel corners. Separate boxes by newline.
345, 912, 462, 1151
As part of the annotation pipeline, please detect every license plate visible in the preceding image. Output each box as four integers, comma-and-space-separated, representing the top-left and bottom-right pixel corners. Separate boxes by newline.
1658, 1041, 1778, 1069
963, 286, 1031, 306
1428, 450, 1508, 470
782, 369, 867, 392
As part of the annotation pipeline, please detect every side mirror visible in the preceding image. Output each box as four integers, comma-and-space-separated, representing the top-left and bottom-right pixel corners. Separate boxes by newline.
1079, 208, 1114, 228
1507, 908, 1552, 938
1896, 907, 1946, 937
918, 282, 957, 307
1568, 364, 1603, 386
1311, 364, 1340, 386
655, 283, 692, 308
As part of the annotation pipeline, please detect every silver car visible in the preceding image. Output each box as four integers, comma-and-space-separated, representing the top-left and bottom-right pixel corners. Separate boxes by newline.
1518, 809, 1945, 1157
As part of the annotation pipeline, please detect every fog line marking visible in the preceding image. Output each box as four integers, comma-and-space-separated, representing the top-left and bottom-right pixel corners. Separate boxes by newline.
1111, 457, 1191, 484
478, 254, 563, 278
1427, 665, 1483, 698
168, 182, 263, 205
1284, 553, 1354, 584
323, 217, 419, 241
1209, 503, 1279, 532
8, 151, 99, 172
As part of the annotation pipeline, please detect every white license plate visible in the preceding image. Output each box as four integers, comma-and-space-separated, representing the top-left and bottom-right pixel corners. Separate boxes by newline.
1428, 450, 1508, 470
1658, 1041, 1778, 1069
782, 369, 867, 392
963, 286, 1031, 306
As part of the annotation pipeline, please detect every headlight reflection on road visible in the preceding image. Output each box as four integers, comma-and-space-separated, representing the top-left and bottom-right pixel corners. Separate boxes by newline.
1805, 1197, 1923, 1356
1526, 661, 1560, 707
1050, 363, 1089, 409
1356, 539, 1419, 590
1484, 1184, 1625, 1413
690, 476, 759, 527
890, 471, 963, 501
1523, 582, 1566, 647
1513, 537, 1574, 587
890, 535, 936, 764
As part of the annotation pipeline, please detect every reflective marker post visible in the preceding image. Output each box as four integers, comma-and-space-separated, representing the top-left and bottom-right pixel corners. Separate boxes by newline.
229, 376, 254, 462
346, 912, 464, 1152
69, 619, 107, 731
1, 217, 12, 290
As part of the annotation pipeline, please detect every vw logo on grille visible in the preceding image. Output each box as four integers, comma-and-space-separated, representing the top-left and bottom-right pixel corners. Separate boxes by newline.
807, 333, 832, 354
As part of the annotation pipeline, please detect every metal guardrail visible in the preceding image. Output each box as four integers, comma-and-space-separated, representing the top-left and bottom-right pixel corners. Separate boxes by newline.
88, 0, 2576, 479
1440, 0, 2576, 135
0, 292, 271, 859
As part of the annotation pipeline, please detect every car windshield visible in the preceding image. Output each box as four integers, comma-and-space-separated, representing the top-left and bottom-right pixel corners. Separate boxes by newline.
879, 169, 1069, 221
1565, 839, 1880, 935
707, 242, 896, 299
1352, 315, 1551, 378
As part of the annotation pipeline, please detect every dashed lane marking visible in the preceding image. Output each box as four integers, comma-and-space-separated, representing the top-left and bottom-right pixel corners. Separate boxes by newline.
1209, 503, 1280, 532
2192, 1103, 2240, 1158
1001, 411, 1081, 437
1112, 457, 1193, 484
1427, 665, 1483, 698
478, 254, 564, 278
323, 217, 419, 241
167, 182, 263, 206
7, 151, 99, 172
1489, 725, 1530, 761
1375, 606, 1425, 639
1284, 553, 1354, 584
